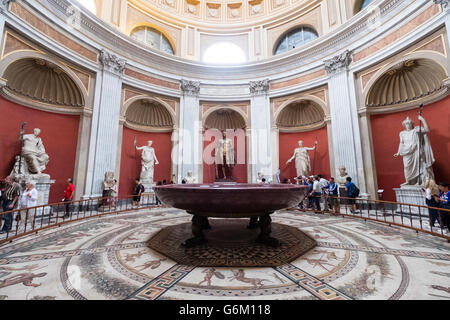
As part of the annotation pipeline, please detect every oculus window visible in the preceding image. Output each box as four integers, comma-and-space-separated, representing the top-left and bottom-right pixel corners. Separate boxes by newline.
203, 43, 247, 64
274, 26, 318, 55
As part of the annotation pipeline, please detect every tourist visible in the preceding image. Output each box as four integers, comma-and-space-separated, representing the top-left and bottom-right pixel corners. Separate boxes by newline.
310, 175, 322, 212
110, 179, 118, 209
422, 178, 440, 230
17, 181, 38, 232
435, 182, 450, 234
325, 177, 339, 215
345, 177, 359, 214
1, 176, 20, 234
162, 179, 167, 185
155, 181, 162, 205
63, 178, 75, 218
318, 174, 330, 211
132, 178, 144, 207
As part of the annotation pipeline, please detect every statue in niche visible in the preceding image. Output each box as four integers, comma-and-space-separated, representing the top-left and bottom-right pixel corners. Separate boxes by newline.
394, 115, 435, 186
184, 171, 196, 184
21, 128, 49, 176
215, 132, 235, 180
135, 140, 159, 185
286, 140, 317, 178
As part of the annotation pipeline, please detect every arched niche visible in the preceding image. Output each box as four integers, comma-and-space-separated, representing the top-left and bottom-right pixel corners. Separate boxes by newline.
204, 108, 247, 130
0, 54, 88, 114
364, 55, 449, 114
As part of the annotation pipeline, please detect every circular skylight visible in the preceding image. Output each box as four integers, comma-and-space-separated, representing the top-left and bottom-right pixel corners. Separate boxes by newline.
203, 42, 247, 64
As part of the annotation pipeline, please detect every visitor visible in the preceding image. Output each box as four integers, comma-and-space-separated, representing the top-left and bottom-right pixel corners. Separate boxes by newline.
132, 178, 144, 207
110, 179, 118, 209
17, 181, 38, 232
155, 181, 162, 205
345, 177, 359, 214
162, 179, 167, 185
325, 177, 339, 215
306, 178, 314, 209
170, 174, 176, 184
422, 179, 440, 231
435, 182, 450, 234
318, 174, 330, 211
310, 175, 322, 212
63, 178, 75, 218
261, 178, 266, 184
181, 179, 187, 184
282, 178, 288, 184
1, 176, 21, 234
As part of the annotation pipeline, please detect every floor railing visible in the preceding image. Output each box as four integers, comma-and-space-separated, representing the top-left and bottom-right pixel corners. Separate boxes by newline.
295, 195, 450, 241
0, 193, 158, 245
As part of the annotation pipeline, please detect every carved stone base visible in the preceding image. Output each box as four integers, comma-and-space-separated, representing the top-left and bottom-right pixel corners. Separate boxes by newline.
141, 183, 154, 193
393, 185, 427, 215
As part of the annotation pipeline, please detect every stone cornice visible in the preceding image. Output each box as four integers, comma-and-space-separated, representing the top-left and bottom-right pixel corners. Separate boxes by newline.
180, 79, 201, 97
324, 50, 353, 75
33, 0, 412, 80
99, 49, 126, 75
249, 79, 270, 96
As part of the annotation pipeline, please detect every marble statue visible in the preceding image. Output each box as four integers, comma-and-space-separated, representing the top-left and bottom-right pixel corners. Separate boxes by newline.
286, 140, 317, 178
335, 166, 350, 187
21, 128, 49, 175
10, 155, 28, 177
184, 171, 196, 184
215, 132, 235, 179
102, 172, 115, 191
394, 115, 435, 186
135, 140, 159, 185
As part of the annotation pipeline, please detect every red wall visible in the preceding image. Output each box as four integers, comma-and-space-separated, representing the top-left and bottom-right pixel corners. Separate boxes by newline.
203, 135, 248, 183
279, 127, 331, 182
120, 127, 172, 197
371, 96, 450, 201
0, 96, 80, 203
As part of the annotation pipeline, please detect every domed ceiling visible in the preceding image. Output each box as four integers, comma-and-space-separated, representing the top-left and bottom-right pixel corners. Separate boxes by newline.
128, 0, 317, 28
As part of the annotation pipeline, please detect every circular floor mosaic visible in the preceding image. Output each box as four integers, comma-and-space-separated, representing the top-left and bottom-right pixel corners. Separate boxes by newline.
0, 208, 449, 300
147, 219, 317, 267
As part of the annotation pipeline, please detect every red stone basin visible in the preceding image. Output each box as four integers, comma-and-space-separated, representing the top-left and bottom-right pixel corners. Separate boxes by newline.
154, 183, 308, 218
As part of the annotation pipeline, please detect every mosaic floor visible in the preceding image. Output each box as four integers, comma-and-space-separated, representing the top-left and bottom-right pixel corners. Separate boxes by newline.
0, 208, 449, 300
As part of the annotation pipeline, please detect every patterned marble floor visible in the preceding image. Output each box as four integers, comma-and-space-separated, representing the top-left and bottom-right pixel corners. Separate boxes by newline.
0, 208, 448, 300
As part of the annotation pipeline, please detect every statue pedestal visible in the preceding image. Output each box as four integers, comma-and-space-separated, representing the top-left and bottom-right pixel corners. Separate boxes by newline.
393, 186, 427, 215
142, 182, 154, 193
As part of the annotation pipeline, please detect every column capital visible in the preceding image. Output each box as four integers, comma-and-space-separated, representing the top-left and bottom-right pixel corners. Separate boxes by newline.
0, 0, 15, 13
180, 79, 201, 97
324, 50, 352, 75
434, 0, 449, 10
249, 79, 270, 96
99, 49, 126, 76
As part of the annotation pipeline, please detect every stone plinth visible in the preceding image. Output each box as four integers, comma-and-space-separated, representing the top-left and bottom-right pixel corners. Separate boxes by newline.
393, 186, 427, 215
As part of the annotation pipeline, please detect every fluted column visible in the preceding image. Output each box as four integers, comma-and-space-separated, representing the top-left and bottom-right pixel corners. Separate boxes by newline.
83, 50, 126, 197
178, 80, 201, 183
249, 79, 272, 182
325, 51, 366, 192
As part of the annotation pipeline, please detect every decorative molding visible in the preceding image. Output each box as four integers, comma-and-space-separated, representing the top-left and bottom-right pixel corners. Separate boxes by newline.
0, 77, 6, 88
99, 49, 126, 76
249, 79, 270, 95
180, 79, 201, 96
0, 0, 15, 12
324, 50, 353, 75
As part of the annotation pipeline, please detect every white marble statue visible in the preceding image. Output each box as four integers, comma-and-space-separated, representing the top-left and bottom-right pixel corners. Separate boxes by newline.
286, 140, 317, 178
184, 170, 196, 184
21, 128, 49, 175
335, 166, 350, 187
394, 115, 435, 186
135, 140, 159, 185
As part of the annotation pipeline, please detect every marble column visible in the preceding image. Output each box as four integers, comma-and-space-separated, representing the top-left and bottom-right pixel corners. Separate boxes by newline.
271, 125, 280, 183
325, 117, 336, 181
249, 79, 273, 182
324, 51, 367, 193
83, 50, 125, 197
178, 80, 201, 183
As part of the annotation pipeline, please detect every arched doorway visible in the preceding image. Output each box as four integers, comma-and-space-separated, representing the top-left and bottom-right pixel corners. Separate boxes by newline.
202, 108, 248, 183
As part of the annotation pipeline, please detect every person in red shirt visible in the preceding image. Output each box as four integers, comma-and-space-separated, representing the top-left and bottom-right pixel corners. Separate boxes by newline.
63, 178, 75, 218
